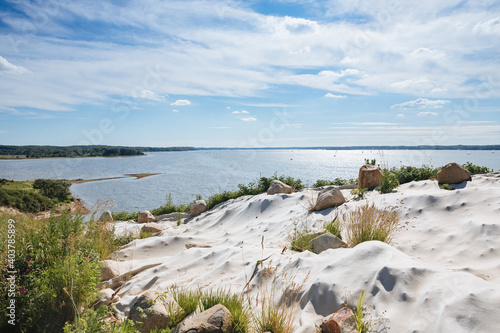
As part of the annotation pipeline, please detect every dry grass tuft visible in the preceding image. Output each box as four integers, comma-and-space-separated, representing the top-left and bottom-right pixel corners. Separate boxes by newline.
341, 203, 400, 247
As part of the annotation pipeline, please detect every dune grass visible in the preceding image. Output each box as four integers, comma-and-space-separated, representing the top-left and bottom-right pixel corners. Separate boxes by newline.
341, 203, 400, 247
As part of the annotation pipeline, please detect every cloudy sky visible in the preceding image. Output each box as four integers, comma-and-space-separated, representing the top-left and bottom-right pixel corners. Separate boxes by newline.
0, 0, 499, 147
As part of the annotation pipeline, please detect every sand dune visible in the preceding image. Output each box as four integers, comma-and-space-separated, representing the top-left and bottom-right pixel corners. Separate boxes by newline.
109, 172, 500, 332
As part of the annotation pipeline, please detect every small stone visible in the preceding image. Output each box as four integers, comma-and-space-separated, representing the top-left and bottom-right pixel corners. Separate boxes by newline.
141, 222, 163, 233
99, 210, 113, 222
321, 307, 358, 333
314, 189, 346, 211
172, 304, 233, 333
309, 233, 348, 254
128, 291, 179, 333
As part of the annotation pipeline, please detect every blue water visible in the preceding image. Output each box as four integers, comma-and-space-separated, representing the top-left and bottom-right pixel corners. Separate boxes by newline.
0, 150, 498, 212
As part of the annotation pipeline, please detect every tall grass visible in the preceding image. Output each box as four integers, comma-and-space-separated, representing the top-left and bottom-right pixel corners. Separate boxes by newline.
341, 203, 400, 247
0, 211, 125, 332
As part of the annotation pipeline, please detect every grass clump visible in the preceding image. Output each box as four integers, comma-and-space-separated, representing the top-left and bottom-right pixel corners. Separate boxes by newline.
63, 305, 140, 333
354, 291, 371, 333
324, 217, 342, 239
439, 184, 455, 191
350, 188, 367, 199
200, 288, 251, 332
312, 178, 357, 188
341, 203, 400, 247
289, 224, 318, 252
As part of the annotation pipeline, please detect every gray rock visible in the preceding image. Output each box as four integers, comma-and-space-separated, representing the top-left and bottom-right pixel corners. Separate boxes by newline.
128, 291, 179, 333
314, 188, 346, 211
358, 164, 383, 190
190, 200, 207, 216
267, 180, 293, 195
173, 304, 233, 333
138, 210, 157, 223
99, 210, 113, 222
101, 260, 120, 281
309, 233, 348, 254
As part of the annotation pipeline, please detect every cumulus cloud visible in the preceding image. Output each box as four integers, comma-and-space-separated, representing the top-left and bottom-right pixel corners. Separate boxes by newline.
133, 89, 165, 101
417, 111, 439, 117
172, 109, 179, 112
325, 93, 346, 98
0, 56, 27, 74
240, 117, 257, 122
232, 110, 249, 114
391, 98, 449, 109
170, 100, 191, 106
397, 114, 405, 118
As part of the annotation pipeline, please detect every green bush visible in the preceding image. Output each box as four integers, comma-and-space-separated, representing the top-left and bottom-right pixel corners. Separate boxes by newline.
379, 169, 399, 194
64, 306, 140, 332
0, 188, 54, 213
33, 179, 71, 201
462, 162, 492, 174
389, 165, 438, 185
325, 218, 342, 239
150, 194, 190, 216
312, 178, 357, 188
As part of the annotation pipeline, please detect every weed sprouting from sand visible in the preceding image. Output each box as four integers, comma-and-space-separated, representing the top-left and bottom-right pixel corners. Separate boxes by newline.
341, 203, 400, 247
351, 188, 368, 200
324, 216, 342, 239
439, 184, 455, 190
200, 288, 251, 332
354, 291, 371, 333
288, 220, 317, 252
139, 230, 155, 239
165, 287, 202, 327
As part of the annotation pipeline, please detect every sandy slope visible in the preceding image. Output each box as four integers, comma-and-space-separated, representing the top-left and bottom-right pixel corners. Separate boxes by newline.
110, 172, 500, 332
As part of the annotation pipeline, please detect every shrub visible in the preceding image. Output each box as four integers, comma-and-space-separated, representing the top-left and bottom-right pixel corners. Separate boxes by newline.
150, 194, 190, 216
64, 306, 140, 332
342, 203, 400, 247
312, 178, 357, 188
0, 188, 54, 213
324, 217, 342, 239
462, 162, 492, 174
378, 169, 399, 194
33, 178, 71, 201
289, 224, 318, 252
351, 188, 367, 199
112, 211, 138, 221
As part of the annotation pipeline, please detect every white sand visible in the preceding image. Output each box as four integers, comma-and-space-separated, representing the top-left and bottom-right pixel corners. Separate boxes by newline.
109, 172, 500, 332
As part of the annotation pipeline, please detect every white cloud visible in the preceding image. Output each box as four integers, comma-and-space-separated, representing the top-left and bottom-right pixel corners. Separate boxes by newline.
133, 89, 165, 101
397, 114, 405, 118
241, 110, 249, 114
240, 117, 257, 122
232, 110, 249, 114
172, 109, 179, 112
170, 100, 191, 106
232, 111, 240, 114
242, 103, 295, 107
325, 93, 346, 98
0, 56, 27, 74
417, 111, 438, 116
391, 98, 450, 109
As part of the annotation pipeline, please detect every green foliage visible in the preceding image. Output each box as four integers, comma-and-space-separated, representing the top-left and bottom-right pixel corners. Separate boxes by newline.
324, 218, 342, 239
63, 306, 140, 333
354, 291, 371, 333
33, 178, 71, 201
0, 212, 130, 332
364, 158, 376, 166
150, 194, 190, 216
200, 288, 251, 332
439, 184, 455, 191
289, 223, 318, 252
112, 211, 138, 221
462, 162, 492, 174
312, 178, 357, 188
0, 188, 54, 213
389, 165, 439, 184
139, 230, 155, 239
161, 288, 202, 328
378, 169, 399, 194
351, 188, 367, 199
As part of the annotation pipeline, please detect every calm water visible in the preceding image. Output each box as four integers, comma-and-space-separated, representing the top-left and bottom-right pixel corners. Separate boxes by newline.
0, 150, 498, 212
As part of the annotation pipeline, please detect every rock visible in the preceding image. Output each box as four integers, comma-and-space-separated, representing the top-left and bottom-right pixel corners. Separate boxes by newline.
321, 307, 358, 333
128, 291, 179, 333
101, 260, 120, 281
437, 162, 471, 184
309, 233, 348, 254
173, 304, 233, 333
99, 210, 113, 222
190, 200, 207, 216
138, 210, 157, 223
267, 180, 293, 195
141, 222, 163, 233
314, 189, 346, 211
96, 288, 118, 306
358, 164, 383, 190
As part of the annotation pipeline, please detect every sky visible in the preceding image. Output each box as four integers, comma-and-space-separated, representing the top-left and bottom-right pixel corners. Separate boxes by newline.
0, 0, 499, 148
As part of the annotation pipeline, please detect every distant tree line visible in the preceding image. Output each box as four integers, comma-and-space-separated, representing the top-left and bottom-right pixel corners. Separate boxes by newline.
0, 145, 197, 158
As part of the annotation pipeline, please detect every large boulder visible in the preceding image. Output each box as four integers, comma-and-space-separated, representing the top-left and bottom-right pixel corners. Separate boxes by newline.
358, 164, 383, 190
321, 307, 358, 333
141, 222, 163, 233
314, 189, 346, 211
138, 210, 157, 223
309, 233, 348, 254
173, 304, 233, 333
267, 180, 293, 195
101, 260, 120, 281
128, 291, 179, 333
190, 200, 207, 216
437, 162, 471, 184
99, 210, 113, 222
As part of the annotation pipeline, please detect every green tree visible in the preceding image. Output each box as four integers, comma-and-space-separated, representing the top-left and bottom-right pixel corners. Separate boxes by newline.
33, 179, 71, 201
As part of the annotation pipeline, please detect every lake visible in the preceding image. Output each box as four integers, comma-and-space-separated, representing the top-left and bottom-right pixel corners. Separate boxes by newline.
0, 149, 498, 212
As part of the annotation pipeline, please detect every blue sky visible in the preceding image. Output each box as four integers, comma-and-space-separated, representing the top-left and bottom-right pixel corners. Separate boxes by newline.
0, 0, 499, 147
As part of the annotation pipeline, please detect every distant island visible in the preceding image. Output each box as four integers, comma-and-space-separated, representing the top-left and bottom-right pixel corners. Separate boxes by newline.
0, 144, 498, 159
